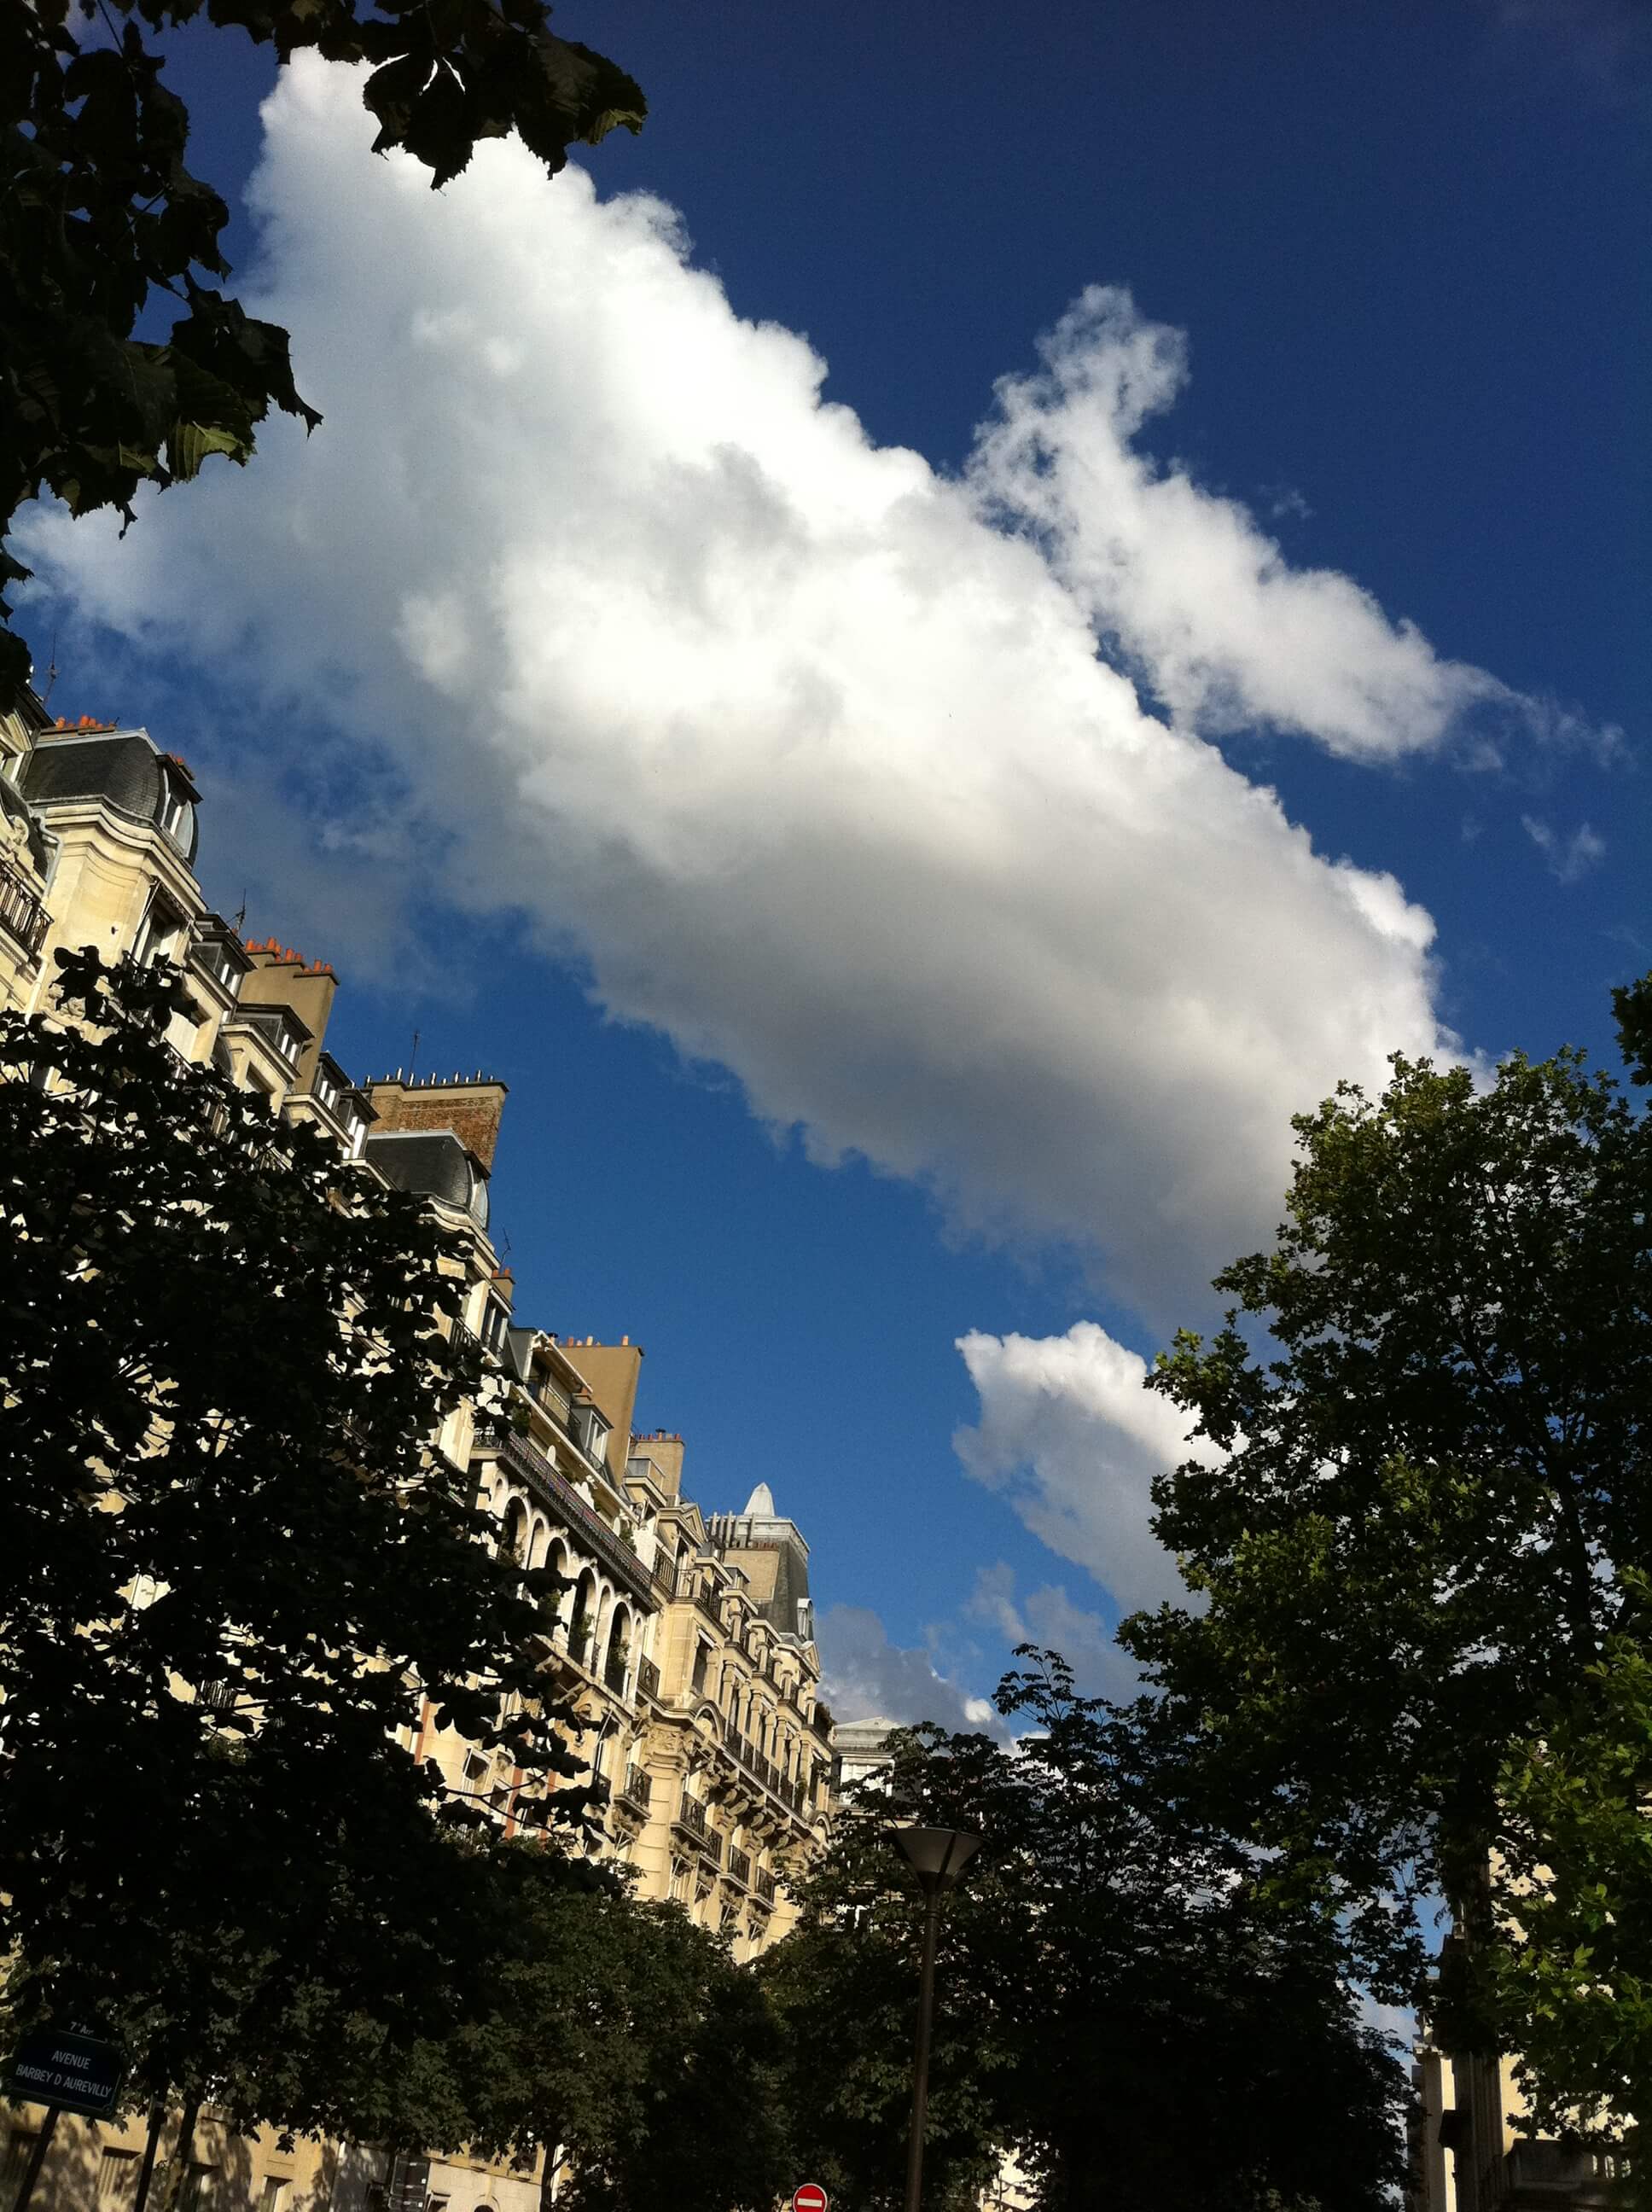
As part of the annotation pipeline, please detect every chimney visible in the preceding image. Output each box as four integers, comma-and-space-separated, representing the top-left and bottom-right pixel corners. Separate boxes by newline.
364, 1073, 509, 1171
629, 1428, 683, 1502
240, 941, 338, 1093
561, 1340, 644, 1486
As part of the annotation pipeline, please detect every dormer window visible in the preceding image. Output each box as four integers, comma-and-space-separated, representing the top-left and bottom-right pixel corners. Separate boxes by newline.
480, 1300, 509, 1357
155, 777, 194, 851
134, 894, 187, 969
573, 1404, 610, 1464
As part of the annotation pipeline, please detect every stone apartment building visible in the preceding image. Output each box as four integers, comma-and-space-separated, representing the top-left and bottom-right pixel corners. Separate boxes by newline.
1409, 2032, 1626, 2212
0, 691, 836, 2212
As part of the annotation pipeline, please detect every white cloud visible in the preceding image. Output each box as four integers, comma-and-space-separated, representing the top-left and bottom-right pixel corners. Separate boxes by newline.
969, 286, 1556, 764
1522, 813, 1607, 883
21, 58, 1546, 1318
956, 1322, 1220, 1614
817, 1604, 998, 1732
966, 1563, 1141, 1700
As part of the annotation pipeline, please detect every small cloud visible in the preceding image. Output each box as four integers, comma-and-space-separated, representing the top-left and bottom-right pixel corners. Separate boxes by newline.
966, 1564, 1141, 1700
817, 1604, 1002, 1734
1262, 484, 1313, 524
1521, 814, 1607, 883
1461, 814, 1484, 844
955, 1321, 1219, 1615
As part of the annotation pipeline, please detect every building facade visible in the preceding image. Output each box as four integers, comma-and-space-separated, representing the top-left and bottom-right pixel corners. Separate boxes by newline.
0, 694, 838, 2211
1409, 2038, 1626, 2212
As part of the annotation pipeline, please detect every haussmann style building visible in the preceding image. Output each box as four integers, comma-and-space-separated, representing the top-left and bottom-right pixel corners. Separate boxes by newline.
0, 690, 838, 2212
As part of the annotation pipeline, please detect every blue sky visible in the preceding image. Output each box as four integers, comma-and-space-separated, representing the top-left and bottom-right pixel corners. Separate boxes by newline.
19, 0, 1649, 1726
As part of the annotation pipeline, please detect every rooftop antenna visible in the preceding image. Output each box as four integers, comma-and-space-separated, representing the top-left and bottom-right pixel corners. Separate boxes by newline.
407, 1027, 420, 1081
232, 890, 247, 933
40, 626, 59, 707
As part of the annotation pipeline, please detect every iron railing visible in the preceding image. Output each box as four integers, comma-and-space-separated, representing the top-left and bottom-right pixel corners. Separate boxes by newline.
637, 1657, 661, 1703
0, 861, 48, 959
674, 1793, 708, 1841
617, 1766, 652, 1812
755, 1868, 778, 1905
482, 1426, 657, 1608
726, 1847, 752, 1888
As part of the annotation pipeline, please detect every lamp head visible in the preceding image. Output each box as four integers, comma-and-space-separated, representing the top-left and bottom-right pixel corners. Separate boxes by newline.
890, 1825, 982, 1886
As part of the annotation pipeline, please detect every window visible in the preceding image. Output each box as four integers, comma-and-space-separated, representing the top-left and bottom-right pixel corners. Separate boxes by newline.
3, 2135, 38, 2192
157, 781, 194, 847
258, 2177, 290, 2209
572, 1403, 608, 1462
98, 2148, 140, 2203
177, 2164, 218, 2210
480, 1300, 509, 1356
133, 894, 187, 969
690, 1639, 709, 1693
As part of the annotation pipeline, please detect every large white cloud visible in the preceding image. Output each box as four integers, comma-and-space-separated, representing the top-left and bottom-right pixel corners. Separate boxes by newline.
955, 1323, 1221, 1615
25, 57, 1535, 1318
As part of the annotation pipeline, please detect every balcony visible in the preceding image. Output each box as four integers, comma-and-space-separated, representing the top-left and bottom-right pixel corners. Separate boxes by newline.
480, 1425, 659, 1608
701, 1829, 724, 1869
603, 1646, 631, 1697
446, 1320, 483, 1371
724, 1733, 809, 1820
0, 862, 48, 960
636, 1657, 661, 1703
616, 1765, 652, 1813
727, 1847, 752, 1889
673, 1569, 726, 1633
1504, 2143, 1621, 2209
754, 1868, 778, 1906
674, 1792, 709, 1842
527, 1372, 573, 1425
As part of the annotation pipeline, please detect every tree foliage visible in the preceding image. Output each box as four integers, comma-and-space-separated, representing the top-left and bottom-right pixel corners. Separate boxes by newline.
765, 1653, 1407, 2212
1121, 972, 1652, 2130
1, 0, 645, 703
0, 947, 592, 2139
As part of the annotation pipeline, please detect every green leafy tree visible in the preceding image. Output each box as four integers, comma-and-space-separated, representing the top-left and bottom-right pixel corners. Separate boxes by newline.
0, 947, 592, 2171
398, 1847, 787, 2212
2, 0, 645, 703
767, 1654, 1407, 2212
1457, 1590, 1652, 2145
1121, 974, 1652, 2131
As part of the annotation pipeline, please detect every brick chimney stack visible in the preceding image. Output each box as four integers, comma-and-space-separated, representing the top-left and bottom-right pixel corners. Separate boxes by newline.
364, 1072, 509, 1170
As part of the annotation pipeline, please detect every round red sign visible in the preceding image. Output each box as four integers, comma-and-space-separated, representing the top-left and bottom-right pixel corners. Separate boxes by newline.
792, 2189, 829, 2212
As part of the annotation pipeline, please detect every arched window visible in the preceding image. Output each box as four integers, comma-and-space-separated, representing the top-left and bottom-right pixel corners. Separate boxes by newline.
604, 1604, 632, 1694
501, 1498, 528, 1567
569, 1569, 597, 1662
527, 1517, 550, 1570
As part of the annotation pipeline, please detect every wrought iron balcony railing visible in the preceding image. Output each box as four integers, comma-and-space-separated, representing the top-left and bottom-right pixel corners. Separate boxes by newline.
0, 861, 48, 959
616, 1765, 652, 1812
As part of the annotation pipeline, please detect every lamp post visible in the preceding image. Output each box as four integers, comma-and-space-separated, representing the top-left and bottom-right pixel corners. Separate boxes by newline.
891, 1825, 981, 2212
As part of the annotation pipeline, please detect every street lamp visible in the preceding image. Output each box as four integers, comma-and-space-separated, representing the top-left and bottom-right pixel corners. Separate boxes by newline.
891, 1825, 981, 2212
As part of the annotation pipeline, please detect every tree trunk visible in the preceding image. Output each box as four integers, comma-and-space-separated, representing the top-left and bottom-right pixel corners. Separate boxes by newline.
131, 2101, 166, 2212
538, 2133, 565, 2211
9, 2104, 59, 2212
155, 2092, 202, 2212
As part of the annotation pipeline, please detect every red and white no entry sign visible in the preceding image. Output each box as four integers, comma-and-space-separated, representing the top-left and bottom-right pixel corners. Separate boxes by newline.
792, 2188, 829, 2212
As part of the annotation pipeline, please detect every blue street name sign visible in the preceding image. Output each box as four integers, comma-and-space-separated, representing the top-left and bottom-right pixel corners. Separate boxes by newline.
3, 2029, 125, 2119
